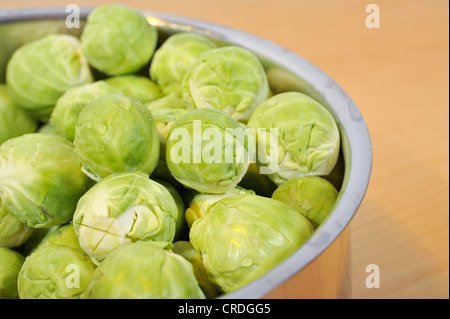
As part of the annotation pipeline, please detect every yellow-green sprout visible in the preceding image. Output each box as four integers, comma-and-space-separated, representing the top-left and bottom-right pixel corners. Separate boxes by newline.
81, 4, 158, 75
185, 187, 255, 228
6, 34, 93, 121
165, 108, 254, 194
0, 133, 91, 228
182, 46, 270, 123
150, 32, 217, 95
247, 92, 340, 185
72, 172, 178, 265
50, 81, 121, 142
74, 94, 160, 181
272, 176, 339, 228
0, 84, 37, 145
105, 75, 163, 104
17, 244, 96, 299
190, 194, 314, 293
172, 240, 220, 298
84, 241, 205, 299
0, 198, 35, 248
0, 247, 25, 299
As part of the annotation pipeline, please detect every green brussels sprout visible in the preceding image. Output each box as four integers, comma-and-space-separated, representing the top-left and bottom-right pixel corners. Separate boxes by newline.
0, 133, 91, 228
0, 84, 37, 145
190, 194, 314, 293
150, 32, 217, 95
73, 172, 178, 265
81, 4, 158, 75
0, 199, 34, 248
74, 94, 159, 181
272, 176, 338, 228
17, 244, 96, 299
154, 179, 187, 241
84, 241, 205, 299
172, 240, 220, 298
185, 187, 255, 228
247, 92, 340, 185
166, 108, 254, 194
182, 46, 270, 123
6, 34, 93, 121
0, 247, 25, 299
50, 81, 120, 142
105, 75, 163, 104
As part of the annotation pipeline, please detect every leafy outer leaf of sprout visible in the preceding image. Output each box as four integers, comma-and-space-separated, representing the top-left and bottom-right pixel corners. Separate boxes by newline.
190, 194, 314, 293
185, 186, 255, 228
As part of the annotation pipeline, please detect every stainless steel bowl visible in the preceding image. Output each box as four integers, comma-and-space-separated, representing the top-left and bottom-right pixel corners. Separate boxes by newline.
0, 7, 372, 299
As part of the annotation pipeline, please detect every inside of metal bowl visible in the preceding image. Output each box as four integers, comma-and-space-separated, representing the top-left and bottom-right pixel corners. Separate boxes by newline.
0, 8, 372, 299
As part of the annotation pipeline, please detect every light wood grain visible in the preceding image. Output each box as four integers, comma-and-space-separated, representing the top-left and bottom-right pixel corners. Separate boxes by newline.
1, 0, 448, 299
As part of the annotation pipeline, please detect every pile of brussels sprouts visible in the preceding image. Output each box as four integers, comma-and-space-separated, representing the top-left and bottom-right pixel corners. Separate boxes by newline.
0, 5, 343, 299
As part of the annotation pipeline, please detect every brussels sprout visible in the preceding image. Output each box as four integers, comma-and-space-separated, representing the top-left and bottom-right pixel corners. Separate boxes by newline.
0, 84, 37, 145
84, 241, 205, 299
72, 172, 178, 265
190, 194, 314, 293
150, 32, 217, 95
17, 244, 96, 299
0, 247, 25, 299
105, 75, 162, 104
182, 46, 270, 123
74, 94, 159, 181
272, 176, 338, 228
50, 81, 120, 142
0, 199, 34, 248
172, 240, 220, 298
81, 4, 158, 75
185, 187, 255, 228
247, 92, 340, 185
166, 108, 253, 194
0, 133, 91, 228
6, 34, 93, 121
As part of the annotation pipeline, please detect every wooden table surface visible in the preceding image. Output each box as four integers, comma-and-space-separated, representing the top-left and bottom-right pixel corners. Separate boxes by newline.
1, 0, 448, 299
